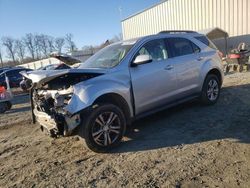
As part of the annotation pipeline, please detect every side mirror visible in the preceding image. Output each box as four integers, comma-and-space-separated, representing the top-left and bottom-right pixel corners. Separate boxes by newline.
132, 55, 152, 66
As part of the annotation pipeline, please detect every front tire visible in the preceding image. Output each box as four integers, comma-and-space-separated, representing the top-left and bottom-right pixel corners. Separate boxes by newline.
200, 74, 221, 105
81, 104, 126, 153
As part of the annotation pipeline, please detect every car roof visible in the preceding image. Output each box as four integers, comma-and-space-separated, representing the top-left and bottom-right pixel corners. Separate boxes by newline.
0, 67, 10, 71
119, 31, 205, 45
0, 67, 30, 75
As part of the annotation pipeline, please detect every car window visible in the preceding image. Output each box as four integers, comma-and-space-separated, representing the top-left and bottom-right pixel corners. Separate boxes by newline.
167, 38, 200, 57
191, 42, 201, 53
6, 70, 22, 78
195, 36, 217, 50
135, 39, 168, 62
0, 74, 4, 81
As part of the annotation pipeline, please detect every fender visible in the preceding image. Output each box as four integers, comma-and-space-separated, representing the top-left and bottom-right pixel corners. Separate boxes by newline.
199, 57, 224, 91
64, 74, 134, 117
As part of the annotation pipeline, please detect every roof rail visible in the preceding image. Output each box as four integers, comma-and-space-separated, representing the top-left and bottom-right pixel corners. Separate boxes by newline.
158, 30, 197, 34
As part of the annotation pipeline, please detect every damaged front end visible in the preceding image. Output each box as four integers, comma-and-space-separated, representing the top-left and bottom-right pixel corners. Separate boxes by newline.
32, 86, 80, 136
22, 69, 104, 137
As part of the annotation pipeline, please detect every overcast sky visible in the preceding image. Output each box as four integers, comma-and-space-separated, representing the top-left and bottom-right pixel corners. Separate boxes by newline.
0, 0, 159, 48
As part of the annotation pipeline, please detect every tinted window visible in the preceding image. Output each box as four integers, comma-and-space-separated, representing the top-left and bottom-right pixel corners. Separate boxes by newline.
6, 69, 22, 78
135, 39, 168, 62
191, 42, 201, 53
0, 74, 4, 82
195, 36, 217, 49
168, 38, 199, 57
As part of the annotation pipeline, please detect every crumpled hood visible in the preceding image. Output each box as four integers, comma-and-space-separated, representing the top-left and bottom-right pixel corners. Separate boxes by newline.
21, 68, 108, 87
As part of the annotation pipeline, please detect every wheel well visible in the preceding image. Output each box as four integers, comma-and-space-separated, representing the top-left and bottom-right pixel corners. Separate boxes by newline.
93, 93, 132, 125
207, 69, 222, 86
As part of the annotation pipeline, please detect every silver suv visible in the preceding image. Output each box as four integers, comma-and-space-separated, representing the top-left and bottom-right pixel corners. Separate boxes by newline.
22, 31, 224, 152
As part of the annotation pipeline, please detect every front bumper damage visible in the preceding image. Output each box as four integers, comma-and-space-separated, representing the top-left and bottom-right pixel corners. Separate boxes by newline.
20, 68, 106, 137
31, 86, 83, 137
34, 108, 80, 136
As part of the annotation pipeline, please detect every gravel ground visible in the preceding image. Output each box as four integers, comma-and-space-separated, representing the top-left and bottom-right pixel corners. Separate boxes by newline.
0, 72, 249, 188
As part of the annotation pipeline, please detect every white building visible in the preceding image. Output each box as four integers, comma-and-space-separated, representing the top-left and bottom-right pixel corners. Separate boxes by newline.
20, 57, 62, 70
121, 0, 250, 53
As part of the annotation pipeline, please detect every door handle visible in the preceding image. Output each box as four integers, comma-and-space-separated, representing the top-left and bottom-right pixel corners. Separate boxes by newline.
165, 65, 173, 70
197, 56, 204, 61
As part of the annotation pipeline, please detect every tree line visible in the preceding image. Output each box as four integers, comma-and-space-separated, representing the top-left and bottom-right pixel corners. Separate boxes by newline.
0, 33, 122, 67
0, 33, 76, 66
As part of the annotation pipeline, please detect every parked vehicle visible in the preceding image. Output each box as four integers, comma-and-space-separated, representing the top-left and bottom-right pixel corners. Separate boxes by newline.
19, 63, 70, 91
0, 67, 32, 88
38, 63, 71, 70
21, 60, 72, 91
0, 67, 11, 74
21, 31, 223, 152
0, 86, 12, 113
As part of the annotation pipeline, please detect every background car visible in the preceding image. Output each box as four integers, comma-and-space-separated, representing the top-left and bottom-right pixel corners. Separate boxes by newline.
0, 67, 11, 74
0, 85, 12, 113
20, 64, 70, 91
0, 67, 33, 88
38, 63, 71, 70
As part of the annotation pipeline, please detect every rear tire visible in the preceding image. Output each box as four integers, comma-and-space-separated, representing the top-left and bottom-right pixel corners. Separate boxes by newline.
200, 74, 221, 105
80, 104, 126, 153
6, 101, 12, 110
0, 102, 9, 113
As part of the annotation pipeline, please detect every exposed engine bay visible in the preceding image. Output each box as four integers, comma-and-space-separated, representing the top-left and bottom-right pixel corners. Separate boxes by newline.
29, 72, 102, 137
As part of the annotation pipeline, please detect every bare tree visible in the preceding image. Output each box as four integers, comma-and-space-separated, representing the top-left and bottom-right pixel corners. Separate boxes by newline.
34, 34, 42, 59
15, 39, 26, 63
65, 33, 76, 52
24, 33, 36, 59
82, 45, 95, 54
110, 33, 123, 43
38, 34, 49, 57
54, 37, 65, 53
47, 36, 55, 54
2, 37, 16, 63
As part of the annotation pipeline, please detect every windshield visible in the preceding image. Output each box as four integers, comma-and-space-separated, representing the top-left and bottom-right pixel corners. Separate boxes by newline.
78, 43, 133, 69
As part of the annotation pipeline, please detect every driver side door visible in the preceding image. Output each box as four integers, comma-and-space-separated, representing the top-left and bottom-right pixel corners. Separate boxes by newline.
129, 39, 177, 115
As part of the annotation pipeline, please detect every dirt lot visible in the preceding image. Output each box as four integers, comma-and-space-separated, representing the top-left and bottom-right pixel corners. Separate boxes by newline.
0, 72, 250, 188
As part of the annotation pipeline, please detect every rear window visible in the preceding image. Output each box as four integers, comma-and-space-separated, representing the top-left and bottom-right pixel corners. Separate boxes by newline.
167, 38, 200, 57
6, 70, 21, 77
195, 36, 217, 50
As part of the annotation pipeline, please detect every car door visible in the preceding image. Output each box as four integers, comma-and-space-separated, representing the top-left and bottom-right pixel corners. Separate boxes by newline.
166, 37, 202, 98
6, 69, 23, 87
129, 39, 177, 115
0, 73, 5, 86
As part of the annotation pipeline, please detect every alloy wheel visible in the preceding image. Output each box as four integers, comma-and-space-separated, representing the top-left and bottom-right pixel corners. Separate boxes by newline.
207, 79, 219, 101
91, 111, 121, 146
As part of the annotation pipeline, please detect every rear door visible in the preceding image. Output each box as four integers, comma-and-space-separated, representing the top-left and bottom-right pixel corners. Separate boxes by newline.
129, 39, 177, 115
6, 69, 24, 87
166, 37, 203, 98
